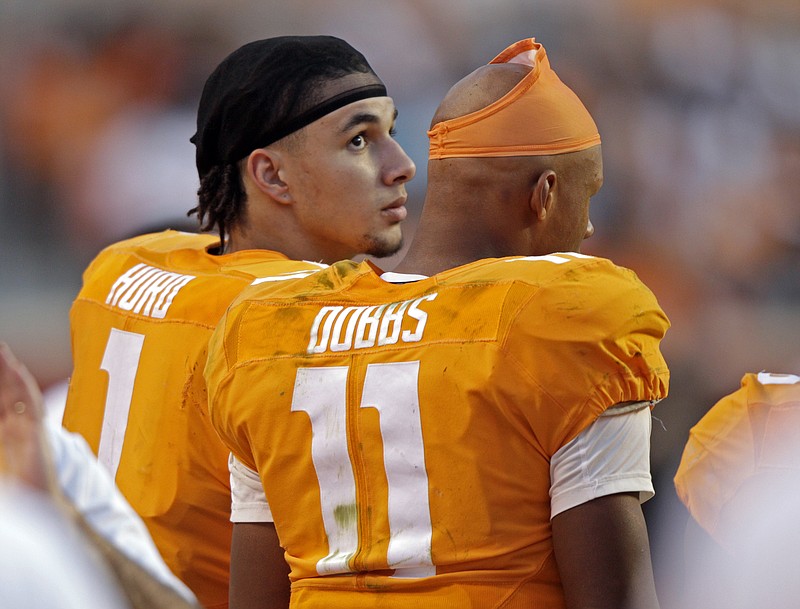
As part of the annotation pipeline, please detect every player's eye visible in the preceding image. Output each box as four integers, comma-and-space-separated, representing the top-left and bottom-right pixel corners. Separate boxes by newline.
349, 134, 367, 150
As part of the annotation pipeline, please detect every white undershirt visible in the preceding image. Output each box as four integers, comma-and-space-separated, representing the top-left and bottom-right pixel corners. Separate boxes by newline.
549, 401, 654, 518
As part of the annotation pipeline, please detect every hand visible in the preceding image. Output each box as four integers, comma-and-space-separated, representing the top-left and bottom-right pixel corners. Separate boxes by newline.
0, 342, 56, 493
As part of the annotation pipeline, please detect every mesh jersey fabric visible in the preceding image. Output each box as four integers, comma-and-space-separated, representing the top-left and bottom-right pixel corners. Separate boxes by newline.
206, 252, 670, 608
674, 372, 800, 551
61, 230, 324, 609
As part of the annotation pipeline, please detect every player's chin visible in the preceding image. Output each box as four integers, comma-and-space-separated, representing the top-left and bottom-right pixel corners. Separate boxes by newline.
364, 227, 404, 259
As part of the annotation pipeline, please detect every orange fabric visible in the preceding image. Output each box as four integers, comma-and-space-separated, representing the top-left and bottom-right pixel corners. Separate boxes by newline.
428, 38, 600, 159
674, 372, 800, 551
62, 230, 324, 609
207, 253, 670, 608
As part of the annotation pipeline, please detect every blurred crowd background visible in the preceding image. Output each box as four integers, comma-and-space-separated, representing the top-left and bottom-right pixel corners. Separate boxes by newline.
1, 1, 798, 607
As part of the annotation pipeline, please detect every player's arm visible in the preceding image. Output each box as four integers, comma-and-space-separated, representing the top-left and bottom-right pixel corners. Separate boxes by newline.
228, 454, 291, 609
207, 314, 291, 607
549, 402, 661, 609
231, 522, 291, 609
552, 492, 659, 609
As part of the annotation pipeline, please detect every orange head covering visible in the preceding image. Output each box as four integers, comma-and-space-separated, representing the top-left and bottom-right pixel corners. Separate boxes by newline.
428, 38, 600, 159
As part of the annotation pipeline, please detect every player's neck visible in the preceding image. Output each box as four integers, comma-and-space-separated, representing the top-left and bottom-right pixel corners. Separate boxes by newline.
394, 232, 490, 276
394, 200, 508, 275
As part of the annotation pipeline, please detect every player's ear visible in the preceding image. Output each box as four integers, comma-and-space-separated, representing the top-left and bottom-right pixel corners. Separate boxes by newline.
245, 148, 293, 205
530, 169, 556, 221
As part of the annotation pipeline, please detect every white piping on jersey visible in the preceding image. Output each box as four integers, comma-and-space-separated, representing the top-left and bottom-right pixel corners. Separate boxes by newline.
380, 271, 429, 283
503, 252, 594, 264
251, 270, 322, 285
756, 372, 800, 385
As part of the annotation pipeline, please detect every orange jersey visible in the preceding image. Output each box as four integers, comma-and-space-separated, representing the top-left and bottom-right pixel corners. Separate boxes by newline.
207, 253, 670, 608
674, 372, 800, 551
62, 230, 324, 609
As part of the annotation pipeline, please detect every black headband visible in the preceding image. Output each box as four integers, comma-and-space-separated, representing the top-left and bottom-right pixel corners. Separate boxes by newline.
193, 36, 387, 177
249, 83, 388, 152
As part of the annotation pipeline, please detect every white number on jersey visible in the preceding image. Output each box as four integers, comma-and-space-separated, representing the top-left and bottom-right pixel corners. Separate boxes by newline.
98, 328, 145, 476
291, 361, 435, 578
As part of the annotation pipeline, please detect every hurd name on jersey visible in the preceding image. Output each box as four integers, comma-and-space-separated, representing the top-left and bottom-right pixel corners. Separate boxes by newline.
106, 263, 195, 318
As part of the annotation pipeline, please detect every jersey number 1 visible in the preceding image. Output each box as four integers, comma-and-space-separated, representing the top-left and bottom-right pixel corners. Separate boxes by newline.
98, 328, 145, 476
291, 361, 435, 578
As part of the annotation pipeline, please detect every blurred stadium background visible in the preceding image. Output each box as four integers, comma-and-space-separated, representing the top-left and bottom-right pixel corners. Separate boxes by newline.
1, 1, 798, 606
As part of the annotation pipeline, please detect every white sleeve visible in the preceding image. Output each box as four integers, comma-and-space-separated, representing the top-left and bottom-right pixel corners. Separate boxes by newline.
46, 420, 196, 604
0, 483, 129, 609
549, 401, 655, 519
229, 453, 274, 523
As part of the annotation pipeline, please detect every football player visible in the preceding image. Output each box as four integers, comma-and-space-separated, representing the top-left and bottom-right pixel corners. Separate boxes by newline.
61, 35, 415, 609
207, 37, 669, 609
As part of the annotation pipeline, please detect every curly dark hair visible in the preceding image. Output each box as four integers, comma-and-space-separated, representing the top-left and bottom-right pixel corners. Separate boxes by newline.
188, 163, 244, 250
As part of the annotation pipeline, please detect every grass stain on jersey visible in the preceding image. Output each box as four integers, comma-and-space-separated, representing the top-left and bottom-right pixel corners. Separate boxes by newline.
314, 273, 336, 290
334, 503, 358, 530
268, 304, 308, 325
